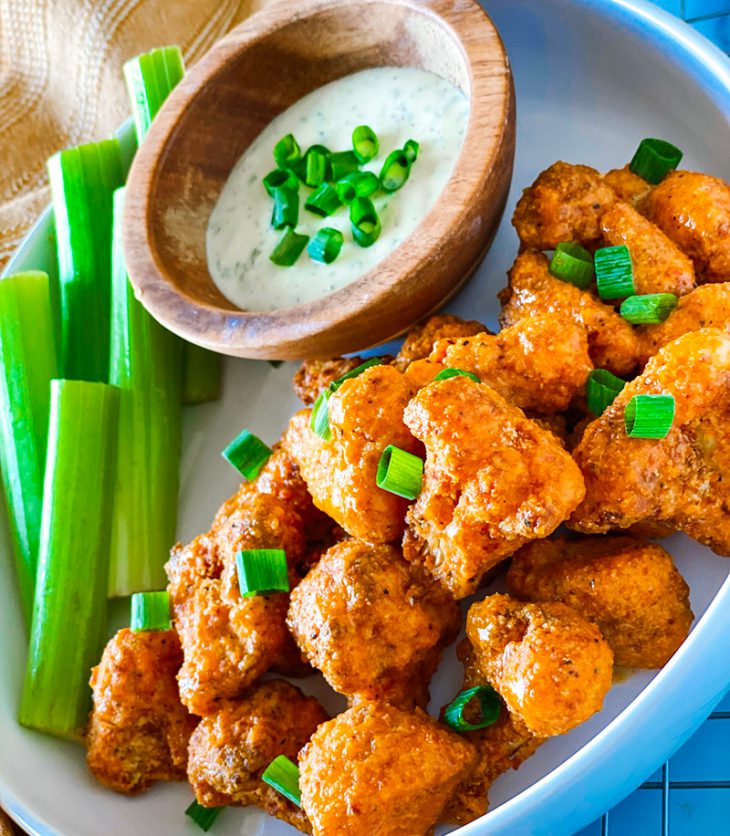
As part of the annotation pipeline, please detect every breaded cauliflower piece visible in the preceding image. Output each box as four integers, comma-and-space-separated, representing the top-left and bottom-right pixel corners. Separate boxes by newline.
298, 702, 475, 836
403, 376, 585, 598
284, 365, 420, 544
394, 314, 486, 370
287, 539, 460, 706
187, 680, 328, 833
87, 628, 196, 794
600, 201, 695, 296
507, 536, 693, 667
499, 251, 642, 376
466, 594, 614, 737
429, 312, 592, 414
643, 170, 730, 282
603, 166, 652, 207
512, 162, 617, 250
569, 329, 730, 555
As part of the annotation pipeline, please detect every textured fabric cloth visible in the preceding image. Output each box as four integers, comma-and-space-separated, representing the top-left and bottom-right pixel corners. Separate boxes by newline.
0, 0, 267, 269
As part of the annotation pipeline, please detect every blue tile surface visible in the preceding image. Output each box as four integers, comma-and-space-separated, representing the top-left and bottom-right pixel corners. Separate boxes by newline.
683, 0, 730, 21
691, 14, 730, 51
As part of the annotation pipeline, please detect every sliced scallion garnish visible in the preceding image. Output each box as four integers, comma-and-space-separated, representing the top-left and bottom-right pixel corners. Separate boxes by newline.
403, 139, 420, 163
379, 149, 411, 192
130, 591, 171, 631
595, 245, 635, 300
376, 445, 424, 500
270, 228, 309, 267
624, 394, 675, 438
185, 801, 223, 832
434, 368, 480, 383
629, 138, 683, 185
587, 369, 626, 416
221, 428, 272, 479
444, 685, 501, 732
305, 148, 328, 188
350, 197, 381, 248
236, 549, 289, 597
262, 756, 302, 807
331, 357, 383, 390
328, 150, 360, 181
310, 389, 332, 441
263, 168, 299, 196
336, 171, 379, 204
308, 227, 344, 264
352, 125, 379, 163
549, 242, 594, 288
274, 133, 301, 168
620, 293, 678, 325
271, 187, 299, 230
304, 183, 342, 218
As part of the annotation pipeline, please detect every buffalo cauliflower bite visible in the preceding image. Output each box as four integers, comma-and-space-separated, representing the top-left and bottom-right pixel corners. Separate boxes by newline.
507, 536, 693, 667
429, 312, 592, 414
87, 628, 196, 794
600, 201, 695, 296
187, 680, 328, 833
394, 313, 486, 370
512, 161, 617, 250
403, 376, 585, 598
499, 251, 642, 376
642, 170, 730, 283
603, 166, 653, 207
287, 539, 461, 706
466, 594, 614, 737
298, 702, 475, 836
284, 365, 420, 544
569, 329, 730, 554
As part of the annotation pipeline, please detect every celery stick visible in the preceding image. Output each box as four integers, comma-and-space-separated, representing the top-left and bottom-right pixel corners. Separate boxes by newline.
109, 189, 183, 595
182, 344, 223, 405
48, 139, 125, 381
19, 380, 119, 739
0, 272, 59, 625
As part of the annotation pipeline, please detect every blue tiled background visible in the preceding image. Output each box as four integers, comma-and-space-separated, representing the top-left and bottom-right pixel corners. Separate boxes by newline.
652, 0, 730, 51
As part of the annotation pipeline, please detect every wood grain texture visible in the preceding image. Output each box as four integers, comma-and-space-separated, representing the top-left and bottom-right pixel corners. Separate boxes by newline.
123, 0, 515, 359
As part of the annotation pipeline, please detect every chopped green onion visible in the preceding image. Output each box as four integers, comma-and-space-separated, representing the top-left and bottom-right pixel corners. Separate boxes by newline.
263, 168, 299, 196
549, 242, 594, 288
131, 591, 171, 631
308, 227, 344, 264
304, 183, 342, 218
262, 756, 302, 807
403, 139, 420, 163
620, 293, 678, 325
271, 187, 299, 229
270, 229, 309, 267
352, 125, 379, 163
444, 685, 501, 732
328, 150, 360, 181
236, 549, 289, 597
336, 171, 380, 204
123, 46, 185, 145
182, 346, 223, 405
624, 394, 675, 439
331, 357, 383, 390
434, 368, 480, 383
350, 197, 381, 248
376, 445, 424, 500
274, 133, 301, 168
310, 389, 332, 441
586, 369, 626, 416
293, 145, 330, 182
379, 149, 411, 192
305, 148, 328, 188
595, 245, 635, 300
629, 138, 683, 185
185, 801, 223, 832
221, 428, 272, 479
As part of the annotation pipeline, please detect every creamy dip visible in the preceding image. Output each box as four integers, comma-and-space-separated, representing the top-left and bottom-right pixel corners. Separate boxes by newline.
206, 67, 469, 311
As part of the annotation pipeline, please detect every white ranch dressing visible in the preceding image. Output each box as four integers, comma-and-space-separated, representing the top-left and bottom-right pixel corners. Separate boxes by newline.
206, 67, 469, 312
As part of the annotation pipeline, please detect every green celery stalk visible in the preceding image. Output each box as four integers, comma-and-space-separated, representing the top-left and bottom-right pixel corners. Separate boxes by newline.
123, 44, 222, 406
47, 139, 125, 381
19, 380, 119, 739
0, 272, 59, 625
109, 189, 183, 595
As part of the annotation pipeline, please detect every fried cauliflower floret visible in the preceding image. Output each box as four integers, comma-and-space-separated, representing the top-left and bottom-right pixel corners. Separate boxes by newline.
394, 314, 486, 370
429, 313, 592, 414
603, 166, 652, 207
87, 629, 196, 794
187, 680, 328, 833
287, 539, 460, 706
466, 595, 613, 737
403, 376, 585, 598
499, 251, 642, 376
507, 536, 693, 668
293, 356, 373, 405
569, 329, 730, 554
643, 170, 730, 283
284, 365, 420, 544
600, 201, 695, 296
638, 283, 730, 364
512, 162, 617, 250
298, 702, 475, 836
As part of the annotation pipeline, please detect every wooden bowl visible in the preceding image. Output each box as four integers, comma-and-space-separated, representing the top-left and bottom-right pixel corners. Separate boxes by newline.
123, 0, 515, 360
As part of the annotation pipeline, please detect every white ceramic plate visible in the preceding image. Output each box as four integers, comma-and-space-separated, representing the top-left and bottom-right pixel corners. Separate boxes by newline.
2, 1, 730, 834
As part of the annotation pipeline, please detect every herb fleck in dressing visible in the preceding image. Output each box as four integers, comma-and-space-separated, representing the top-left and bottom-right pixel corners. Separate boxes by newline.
206, 67, 469, 312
